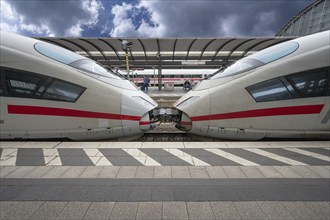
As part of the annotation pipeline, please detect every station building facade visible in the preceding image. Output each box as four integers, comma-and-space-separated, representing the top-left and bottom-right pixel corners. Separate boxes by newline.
276, 0, 329, 36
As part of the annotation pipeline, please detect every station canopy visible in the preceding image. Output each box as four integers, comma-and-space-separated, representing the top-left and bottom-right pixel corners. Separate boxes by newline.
36, 37, 295, 70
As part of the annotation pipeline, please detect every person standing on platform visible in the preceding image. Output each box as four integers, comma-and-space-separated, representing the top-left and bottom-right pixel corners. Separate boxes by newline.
141, 76, 145, 91
143, 76, 150, 92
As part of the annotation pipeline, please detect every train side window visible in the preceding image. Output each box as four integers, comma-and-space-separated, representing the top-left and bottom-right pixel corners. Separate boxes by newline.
286, 69, 329, 97
0, 72, 4, 96
246, 78, 292, 102
42, 79, 85, 102
5, 70, 43, 98
2, 67, 85, 102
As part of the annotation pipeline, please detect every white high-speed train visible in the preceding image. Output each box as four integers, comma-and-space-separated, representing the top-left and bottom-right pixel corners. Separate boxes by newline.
174, 31, 330, 140
0, 32, 158, 140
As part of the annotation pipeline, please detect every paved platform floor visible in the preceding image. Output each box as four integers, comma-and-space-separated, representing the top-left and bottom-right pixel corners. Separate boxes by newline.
1, 141, 329, 219
146, 86, 188, 98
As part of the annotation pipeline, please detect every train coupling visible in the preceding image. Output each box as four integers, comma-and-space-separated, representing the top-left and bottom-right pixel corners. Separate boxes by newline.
150, 108, 192, 131
151, 108, 180, 123
140, 108, 178, 131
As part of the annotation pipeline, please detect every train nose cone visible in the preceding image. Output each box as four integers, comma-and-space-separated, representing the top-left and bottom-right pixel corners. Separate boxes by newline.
139, 112, 153, 131
175, 111, 192, 131
121, 90, 158, 137
174, 89, 210, 135
173, 96, 201, 132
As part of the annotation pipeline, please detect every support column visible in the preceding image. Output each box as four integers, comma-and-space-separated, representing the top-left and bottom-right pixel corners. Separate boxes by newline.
125, 51, 129, 80
158, 68, 162, 91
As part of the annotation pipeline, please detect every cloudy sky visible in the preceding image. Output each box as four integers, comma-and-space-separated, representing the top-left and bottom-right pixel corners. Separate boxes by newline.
1, 0, 312, 38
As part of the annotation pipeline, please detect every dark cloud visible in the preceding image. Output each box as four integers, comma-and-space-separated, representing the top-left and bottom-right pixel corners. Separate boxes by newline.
1, 0, 312, 37
2, 0, 103, 36
138, 0, 312, 37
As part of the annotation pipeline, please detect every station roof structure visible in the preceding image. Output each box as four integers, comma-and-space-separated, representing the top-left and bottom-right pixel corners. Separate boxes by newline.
36, 36, 295, 70
276, 0, 329, 37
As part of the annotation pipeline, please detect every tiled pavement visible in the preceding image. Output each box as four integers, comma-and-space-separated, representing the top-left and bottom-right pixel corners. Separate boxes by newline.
1, 201, 329, 220
0, 141, 329, 219
1, 141, 329, 167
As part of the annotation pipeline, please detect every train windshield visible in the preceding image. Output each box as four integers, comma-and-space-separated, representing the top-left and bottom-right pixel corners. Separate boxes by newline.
210, 41, 299, 79
69, 59, 122, 79
34, 42, 122, 79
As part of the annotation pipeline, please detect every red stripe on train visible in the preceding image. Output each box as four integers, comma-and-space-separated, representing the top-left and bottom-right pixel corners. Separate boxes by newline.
180, 121, 192, 125
191, 105, 324, 121
8, 105, 141, 121
139, 121, 151, 125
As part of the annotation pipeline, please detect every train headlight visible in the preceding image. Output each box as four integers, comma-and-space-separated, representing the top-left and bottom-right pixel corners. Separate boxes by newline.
132, 96, 157, 108
175, 96, 200, 108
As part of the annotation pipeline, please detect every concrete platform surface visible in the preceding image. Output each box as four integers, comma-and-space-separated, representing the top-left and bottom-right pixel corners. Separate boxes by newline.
146, 86, 188, 98
1, 201, 329, 220
0, 141, 329, 219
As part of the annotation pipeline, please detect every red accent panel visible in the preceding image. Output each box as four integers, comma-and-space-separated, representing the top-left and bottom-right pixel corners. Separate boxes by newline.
180, 121, 192, 125
191, 105, 324, 121
139, 121, 151, 125
8, 105, 141, 121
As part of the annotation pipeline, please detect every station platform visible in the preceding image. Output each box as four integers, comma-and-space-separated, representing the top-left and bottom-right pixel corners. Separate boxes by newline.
145, 86, 189, 107
146, 86, 188, 97
1, 141, 329, 219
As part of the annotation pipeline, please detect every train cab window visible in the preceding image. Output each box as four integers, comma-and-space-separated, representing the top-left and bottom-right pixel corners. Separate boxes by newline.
246, 67, 329, 102
35, 42, 122, 80
246, 78, 292, 102
34, 42, 82, 64
286, 69, 329, 97
41, 79, 85, 102
1, 67, 85, 102
252, 42, 299, 64
69, 59, 122, 79
5, 70, 43, 98
210, 42, 299, 79
34, 42, 86, 64
210, 58, 264, 79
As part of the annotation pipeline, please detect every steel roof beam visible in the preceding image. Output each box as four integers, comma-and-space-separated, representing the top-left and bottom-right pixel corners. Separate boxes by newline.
223, 39, 255, 65
238, 38, 274, 59
185, 39, 197, 60
79, 38, 108, 62
172, 39, 178, 61
60, 38, 96, 60
137, 39, 148, 62
199, 39, 216, 60
211, 39, 236, 61
98, 38, 122, 61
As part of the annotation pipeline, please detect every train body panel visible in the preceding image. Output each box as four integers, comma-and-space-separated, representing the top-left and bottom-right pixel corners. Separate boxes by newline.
0, 31, 157, 140
174, 31, 330, 140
